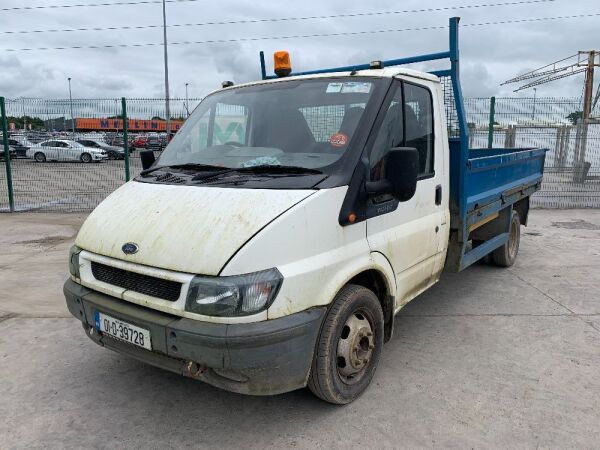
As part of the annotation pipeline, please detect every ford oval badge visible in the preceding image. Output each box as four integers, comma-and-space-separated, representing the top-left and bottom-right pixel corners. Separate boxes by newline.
122, 243, 139, 255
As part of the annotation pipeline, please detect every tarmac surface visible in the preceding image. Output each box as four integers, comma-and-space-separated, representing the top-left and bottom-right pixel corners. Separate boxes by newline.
1, 210, 599, 448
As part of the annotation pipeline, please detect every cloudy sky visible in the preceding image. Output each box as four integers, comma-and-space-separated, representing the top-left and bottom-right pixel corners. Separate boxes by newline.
0, 0, 598, 100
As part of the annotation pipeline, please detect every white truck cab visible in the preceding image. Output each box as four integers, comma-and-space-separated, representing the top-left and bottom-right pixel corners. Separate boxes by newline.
64, 18, 546, 404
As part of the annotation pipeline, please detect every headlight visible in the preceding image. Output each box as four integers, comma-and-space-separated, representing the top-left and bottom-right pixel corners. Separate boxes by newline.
185, 268, 283, 317
69, 245, 82, 278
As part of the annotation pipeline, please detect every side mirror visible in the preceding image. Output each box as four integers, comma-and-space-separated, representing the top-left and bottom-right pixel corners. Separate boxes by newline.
140, 150, 156, 170
365, 147, 418, 202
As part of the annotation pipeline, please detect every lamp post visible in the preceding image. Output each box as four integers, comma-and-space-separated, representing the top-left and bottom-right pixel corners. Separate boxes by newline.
531, 87, 537, 121
185, 82, 190, 118
162, 0, 171, 140
68, 77, 75, 134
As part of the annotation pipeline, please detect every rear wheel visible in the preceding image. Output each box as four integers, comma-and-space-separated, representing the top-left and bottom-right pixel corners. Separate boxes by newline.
308, 284, 384, 404
491, 210, 521, 267
80, 153, 92, 163
34, 152, 46, 162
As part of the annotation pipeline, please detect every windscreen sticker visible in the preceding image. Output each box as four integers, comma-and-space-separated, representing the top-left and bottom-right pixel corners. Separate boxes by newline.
326, 82, 343, 93
329, 133, 348, 148
326, 82, 371, 94
341, 82, 371, 94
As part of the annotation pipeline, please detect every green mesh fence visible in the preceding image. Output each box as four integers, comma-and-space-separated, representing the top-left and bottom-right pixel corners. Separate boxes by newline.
465, 97, 600, 208
0, 97, 200, 212
1, 96, 599, 212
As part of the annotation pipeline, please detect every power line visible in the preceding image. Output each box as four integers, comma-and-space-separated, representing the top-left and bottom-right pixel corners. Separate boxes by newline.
4, 13, 599, 52
1, 0, 200, 12
1, 0, 557, 34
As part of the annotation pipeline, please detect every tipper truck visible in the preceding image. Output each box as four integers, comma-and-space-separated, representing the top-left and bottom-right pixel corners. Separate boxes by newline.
64, 17, 547, 404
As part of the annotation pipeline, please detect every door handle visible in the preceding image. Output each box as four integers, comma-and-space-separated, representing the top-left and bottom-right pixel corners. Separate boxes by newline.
435, 185, 442, 205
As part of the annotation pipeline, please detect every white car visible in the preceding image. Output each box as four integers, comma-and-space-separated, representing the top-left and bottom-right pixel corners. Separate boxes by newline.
28, 139, 108, 163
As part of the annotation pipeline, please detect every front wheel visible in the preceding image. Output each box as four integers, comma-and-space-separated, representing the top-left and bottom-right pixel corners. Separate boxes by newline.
34, 152, 46, 162
491, 210, 521, 267
80, 153, 92, 163
308, 284, 384, 404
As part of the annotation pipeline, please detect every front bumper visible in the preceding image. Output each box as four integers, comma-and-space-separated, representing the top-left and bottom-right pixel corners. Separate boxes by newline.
64, 279, 325, 395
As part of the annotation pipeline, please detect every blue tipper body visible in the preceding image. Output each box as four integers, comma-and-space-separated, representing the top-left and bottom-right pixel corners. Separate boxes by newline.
258, 16, 547, 272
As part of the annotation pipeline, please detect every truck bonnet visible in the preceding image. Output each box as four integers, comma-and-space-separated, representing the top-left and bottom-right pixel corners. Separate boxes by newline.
75, 181, 314, 275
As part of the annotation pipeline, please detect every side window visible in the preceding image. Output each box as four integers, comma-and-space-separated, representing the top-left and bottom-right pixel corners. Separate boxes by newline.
211, 103, 248, 145
42, 141, 55, 147
404, 83, 434, 176
369, 85, 403, 181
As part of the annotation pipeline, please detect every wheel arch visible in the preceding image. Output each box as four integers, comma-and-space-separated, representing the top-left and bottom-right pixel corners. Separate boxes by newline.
347, 270, 395, 343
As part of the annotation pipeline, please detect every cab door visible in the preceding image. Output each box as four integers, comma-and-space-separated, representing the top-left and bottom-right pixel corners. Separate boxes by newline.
366, 79, 444, 309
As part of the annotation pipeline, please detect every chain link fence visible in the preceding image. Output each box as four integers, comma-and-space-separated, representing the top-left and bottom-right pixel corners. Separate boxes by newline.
1, 95, 599, 212
0, 97, 200, 212
465, 97, 600, 208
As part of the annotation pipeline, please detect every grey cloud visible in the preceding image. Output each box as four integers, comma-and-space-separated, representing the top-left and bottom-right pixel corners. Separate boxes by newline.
0, 0, 598, 99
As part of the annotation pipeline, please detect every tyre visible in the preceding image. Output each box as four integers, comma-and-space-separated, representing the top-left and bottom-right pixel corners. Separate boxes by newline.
80, 153, 92, 163
107, 151, 117, 160
491, 210, 521, 267
34, 152, 46, 162
308, 284, 384, 404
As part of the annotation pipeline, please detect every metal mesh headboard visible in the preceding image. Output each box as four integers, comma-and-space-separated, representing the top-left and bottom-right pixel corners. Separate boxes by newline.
439, 75, 460, 138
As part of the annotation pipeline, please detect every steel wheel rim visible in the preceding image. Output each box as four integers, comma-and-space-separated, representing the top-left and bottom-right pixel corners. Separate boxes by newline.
336, 309, 375, 385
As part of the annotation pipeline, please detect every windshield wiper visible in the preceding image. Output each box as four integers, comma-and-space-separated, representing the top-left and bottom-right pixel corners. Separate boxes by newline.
191, 165, 324, 184
140, 163, 228, 176
234, 165, 323, 175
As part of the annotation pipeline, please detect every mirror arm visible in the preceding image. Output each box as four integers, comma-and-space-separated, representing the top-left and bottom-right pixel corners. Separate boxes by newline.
365, 180, 392, 196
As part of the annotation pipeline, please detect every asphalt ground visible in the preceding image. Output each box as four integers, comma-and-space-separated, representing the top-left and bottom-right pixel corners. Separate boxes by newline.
2, 157, 600, 213
1, 210, 599, 448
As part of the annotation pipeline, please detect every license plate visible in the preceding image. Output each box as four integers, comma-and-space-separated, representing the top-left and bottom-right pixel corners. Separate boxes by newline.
95, 311, 152, 350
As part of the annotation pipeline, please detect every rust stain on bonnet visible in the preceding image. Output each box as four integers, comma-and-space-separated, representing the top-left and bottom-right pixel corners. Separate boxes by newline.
75, 182, 313, 275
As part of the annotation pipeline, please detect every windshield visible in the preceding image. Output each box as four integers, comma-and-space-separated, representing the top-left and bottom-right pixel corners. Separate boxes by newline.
156, 78, 381, 174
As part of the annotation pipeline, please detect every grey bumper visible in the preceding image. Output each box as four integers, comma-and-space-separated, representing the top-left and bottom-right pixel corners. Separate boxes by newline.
64, 279, 325, 395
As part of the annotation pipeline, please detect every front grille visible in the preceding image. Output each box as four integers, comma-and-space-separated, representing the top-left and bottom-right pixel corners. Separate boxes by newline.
91, 261, 182, 301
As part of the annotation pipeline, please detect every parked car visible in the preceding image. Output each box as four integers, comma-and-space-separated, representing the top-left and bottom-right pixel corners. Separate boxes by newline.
77, 139, 125, 160
28, 140, 107, 163
145, 135, 165, 151
133, 135, 148, 149
7, 138, 31, 158
0, 146, 17, 161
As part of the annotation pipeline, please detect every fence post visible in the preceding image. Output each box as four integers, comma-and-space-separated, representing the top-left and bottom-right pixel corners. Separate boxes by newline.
487, 96, 496, 149
1, 97, 15, 212
121, 97, 130, 182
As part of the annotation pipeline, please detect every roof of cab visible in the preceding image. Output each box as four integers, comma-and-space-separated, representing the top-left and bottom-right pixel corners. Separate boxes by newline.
215, 67, 439, 96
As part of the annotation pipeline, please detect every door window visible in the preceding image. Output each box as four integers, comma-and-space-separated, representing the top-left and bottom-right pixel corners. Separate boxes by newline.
369, 87, 403, 182
368, 81, 434, 181
404, 83, 434, 176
